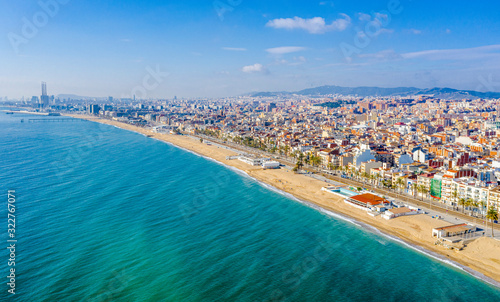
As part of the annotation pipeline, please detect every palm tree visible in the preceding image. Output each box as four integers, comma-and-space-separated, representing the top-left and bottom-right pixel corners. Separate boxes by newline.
278, 145, 284, 155
341, 165, 348, 176
418, 185, 426, 201
362, 172, 370, 186
298, 152, 304, 163
369, 175, 376, 188
471, 200, 479, 217
421, 186, 429, 202
310, 155, 321, 167
465, 198, 473, 216
334, 165, 341, 175
294, 158, 304, 172
479, 201, 487, 218
458, 198, 466, 214
354, 170, 360, 181
412, 183, 418, 198
486, 207, 498, 238
283, 145, 290, 158
378, 175, 383, 188
451, 188, 459, 210
395, 178, 405, 194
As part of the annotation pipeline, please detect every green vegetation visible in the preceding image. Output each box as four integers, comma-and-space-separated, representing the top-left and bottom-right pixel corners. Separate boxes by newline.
486, 207, 498, 237
316, 100, 356, 108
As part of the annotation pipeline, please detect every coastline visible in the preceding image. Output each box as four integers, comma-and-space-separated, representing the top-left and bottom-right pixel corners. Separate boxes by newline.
68, 114, 500, 288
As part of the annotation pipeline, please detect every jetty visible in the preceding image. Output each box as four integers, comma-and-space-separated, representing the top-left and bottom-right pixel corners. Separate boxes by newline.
28, 118, 84, 123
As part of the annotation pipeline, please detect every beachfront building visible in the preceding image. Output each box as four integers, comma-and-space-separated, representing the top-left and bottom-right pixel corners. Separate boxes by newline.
417, 173, 435, 199
454, 179, 489, 212
345, 193, 390, 209
239, 156, 270, 166
488, 187, 500, 210
262, 161, 280, 169
383, 207, 420, 220
432, 223, 477, 239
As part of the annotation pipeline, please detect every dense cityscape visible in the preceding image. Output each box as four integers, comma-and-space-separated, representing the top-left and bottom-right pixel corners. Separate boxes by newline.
4, 83, 500, 228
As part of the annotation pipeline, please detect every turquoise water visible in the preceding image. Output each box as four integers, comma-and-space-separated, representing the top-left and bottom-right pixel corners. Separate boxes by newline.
1, 111, 500, 301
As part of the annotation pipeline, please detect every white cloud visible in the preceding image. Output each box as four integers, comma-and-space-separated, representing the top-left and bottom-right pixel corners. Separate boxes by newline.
266, 46, 307, 55
401, 44, 500, 60
295, 56, 307, 62
289, 56, 307, 66
374, 13, 389, 22
266, 15, 351, 34
319, 1, 334, 7
222, 47, 247, 51
274, 59, 288, 65
359, 49, 402, 60
410, 28, 422, 34
272, 56, 307, 66
242, 63, 268, 74
358, 13, 371, 21
376, 28, 394, 36
358, 45, 500, 64
356, 28, 393, 38
446, 29, 452, 34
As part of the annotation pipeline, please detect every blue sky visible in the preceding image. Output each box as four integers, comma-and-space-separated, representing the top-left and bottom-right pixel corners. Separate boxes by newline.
1, 0, 500, 99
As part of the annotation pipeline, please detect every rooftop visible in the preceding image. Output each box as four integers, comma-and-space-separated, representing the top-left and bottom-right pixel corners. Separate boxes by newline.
349, 193, 387, 206
433, 223, 468, 231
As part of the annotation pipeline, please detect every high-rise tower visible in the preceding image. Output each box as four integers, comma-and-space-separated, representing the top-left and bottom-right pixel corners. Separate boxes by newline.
40, 82, 49, 108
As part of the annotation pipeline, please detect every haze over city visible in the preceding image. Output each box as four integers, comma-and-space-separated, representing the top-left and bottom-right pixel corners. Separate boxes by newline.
2, 0, 500, 99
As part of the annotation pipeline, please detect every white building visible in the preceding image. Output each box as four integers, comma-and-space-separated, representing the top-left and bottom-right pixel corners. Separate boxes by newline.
353, 149, 376, 168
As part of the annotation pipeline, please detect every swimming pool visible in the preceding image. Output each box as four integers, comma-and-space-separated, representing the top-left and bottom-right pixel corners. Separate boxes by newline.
328, 187, 360, 197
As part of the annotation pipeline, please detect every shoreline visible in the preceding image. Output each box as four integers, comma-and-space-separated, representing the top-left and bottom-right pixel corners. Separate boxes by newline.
67, 114, 500, 289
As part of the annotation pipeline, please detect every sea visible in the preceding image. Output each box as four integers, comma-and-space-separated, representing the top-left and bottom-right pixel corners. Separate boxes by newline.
1, 110, 500, 302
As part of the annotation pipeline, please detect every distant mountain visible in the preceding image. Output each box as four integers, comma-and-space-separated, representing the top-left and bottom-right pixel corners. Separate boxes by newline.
415, 87, 500, 99
295, 85, 421, 97
249, 85, 500, 99
248, 91, 290, 97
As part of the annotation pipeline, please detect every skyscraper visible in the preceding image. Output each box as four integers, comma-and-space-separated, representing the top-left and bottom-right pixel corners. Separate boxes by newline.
40, 82, 49, 108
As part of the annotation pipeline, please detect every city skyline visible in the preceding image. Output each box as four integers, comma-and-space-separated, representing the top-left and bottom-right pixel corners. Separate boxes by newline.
2, 0, 500, 98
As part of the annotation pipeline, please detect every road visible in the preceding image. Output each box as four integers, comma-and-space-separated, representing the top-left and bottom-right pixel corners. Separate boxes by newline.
191, 132, 500, 233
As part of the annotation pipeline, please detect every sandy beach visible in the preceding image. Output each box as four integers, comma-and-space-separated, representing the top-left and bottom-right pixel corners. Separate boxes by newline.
69, 115, 500, 286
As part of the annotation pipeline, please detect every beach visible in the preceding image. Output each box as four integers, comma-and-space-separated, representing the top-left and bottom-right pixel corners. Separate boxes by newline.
69, 115, 500, 286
